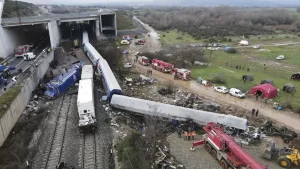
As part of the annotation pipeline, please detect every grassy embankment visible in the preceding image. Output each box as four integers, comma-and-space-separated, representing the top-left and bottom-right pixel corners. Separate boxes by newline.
159, 29, 300, 109
116, 11, 136, 30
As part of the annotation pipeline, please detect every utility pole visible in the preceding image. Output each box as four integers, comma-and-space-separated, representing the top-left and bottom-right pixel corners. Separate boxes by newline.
15, 0, 25, 41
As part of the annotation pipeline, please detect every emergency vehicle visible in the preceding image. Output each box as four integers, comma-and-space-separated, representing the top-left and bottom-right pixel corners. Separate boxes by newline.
14, 45, 30, 57
135, 39, 146, 45
173, 68, 191, 80
137, 56, 149, 66
151, 59, 174, 73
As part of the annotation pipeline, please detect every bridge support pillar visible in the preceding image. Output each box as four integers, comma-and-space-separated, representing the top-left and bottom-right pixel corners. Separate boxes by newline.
95, 19, 100, 41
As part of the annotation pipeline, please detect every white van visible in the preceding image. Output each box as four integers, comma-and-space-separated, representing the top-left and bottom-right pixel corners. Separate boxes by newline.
229, 88, 246, 98
23, 53, 36, 61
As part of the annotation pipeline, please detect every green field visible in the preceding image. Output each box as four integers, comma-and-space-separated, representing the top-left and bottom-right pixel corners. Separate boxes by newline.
284, 8, 300, 18
158, 29, 300, 46
191, 46, 300, 109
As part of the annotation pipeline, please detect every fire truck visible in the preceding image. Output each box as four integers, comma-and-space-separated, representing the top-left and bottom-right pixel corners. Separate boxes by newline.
173, 68, 191, 80
191, 122, 267, 169
137, 56, 149, 66
14, 45, 30, 57
151, 59, 174, 73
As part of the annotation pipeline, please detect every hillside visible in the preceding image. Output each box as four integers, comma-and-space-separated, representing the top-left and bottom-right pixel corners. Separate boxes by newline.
2, 0, 39, 18
152, 0, 300, 7
116, 11, 135, 30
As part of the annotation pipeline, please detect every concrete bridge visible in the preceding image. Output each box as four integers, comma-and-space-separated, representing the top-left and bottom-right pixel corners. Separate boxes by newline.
0, 1, 117, 59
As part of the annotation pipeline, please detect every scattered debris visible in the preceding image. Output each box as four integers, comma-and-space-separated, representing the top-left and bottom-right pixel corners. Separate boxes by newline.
261, 120, 298, 143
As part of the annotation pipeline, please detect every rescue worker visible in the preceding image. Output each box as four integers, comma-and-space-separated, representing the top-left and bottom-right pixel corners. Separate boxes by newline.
191, 131, 196, 140
177, 125, 182, 138
184, 131, 188, 140
252, 108, 255, 116
188, 127, 192, 140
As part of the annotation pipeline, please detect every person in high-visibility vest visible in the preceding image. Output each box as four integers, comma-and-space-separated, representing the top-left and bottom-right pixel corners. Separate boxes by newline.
191, 131, 196, 140
184, 131, 188, 140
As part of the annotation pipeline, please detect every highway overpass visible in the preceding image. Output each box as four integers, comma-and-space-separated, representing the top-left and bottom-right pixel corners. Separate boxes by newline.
0, 1, 117, 59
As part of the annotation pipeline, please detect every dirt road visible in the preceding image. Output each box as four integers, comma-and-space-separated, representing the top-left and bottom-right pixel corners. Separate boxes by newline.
127, 17, 300, 132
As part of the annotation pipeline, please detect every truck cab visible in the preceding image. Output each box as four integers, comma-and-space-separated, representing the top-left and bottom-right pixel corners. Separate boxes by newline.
23, 53, 36, 61
137, 56, 149, 66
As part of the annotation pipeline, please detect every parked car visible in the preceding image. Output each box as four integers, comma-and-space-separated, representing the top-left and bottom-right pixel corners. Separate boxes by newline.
120, 40, 130, 45
214, 86, 229, 94
229, 88, 246, 98
124, 63, 132, 68
276, 55, 284, 60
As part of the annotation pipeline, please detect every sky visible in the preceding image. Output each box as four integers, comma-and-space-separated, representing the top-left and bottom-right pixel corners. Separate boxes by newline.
17, 0, 300, 6
20, 0, 153, 5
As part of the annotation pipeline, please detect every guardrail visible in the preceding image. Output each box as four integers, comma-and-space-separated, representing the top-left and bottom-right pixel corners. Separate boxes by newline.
0, 49, 49, 96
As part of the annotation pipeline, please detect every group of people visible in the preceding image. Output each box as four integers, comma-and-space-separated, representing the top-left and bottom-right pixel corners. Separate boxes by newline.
173, 120, 196, 140
133, 58, 138, 63
252, 108, 259, 116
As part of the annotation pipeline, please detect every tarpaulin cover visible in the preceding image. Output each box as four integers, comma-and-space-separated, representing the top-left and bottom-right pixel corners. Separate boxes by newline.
250, 84, 277, 99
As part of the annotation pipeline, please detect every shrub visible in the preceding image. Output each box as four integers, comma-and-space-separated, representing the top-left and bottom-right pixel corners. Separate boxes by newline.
280, 98, 293, 109
228, 38, 232, 42
210, 74, 226, 84
225, 48, 237, 54
244, 35, 249, 38
134, 35, 138, 39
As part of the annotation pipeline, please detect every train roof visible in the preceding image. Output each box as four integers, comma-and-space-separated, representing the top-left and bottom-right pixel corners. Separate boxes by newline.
78, 79, 93, 104
50, 64, 81, 86
82, 31, 89, 45
84, 43, 103, 61
81, 64, 93, 80
99, 59, 122, 91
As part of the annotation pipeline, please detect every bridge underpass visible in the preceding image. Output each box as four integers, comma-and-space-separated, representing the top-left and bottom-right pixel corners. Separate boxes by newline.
60, 20, 97, 45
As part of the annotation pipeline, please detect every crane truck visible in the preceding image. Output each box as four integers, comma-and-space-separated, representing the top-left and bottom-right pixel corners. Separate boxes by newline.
191, 122, 267, 169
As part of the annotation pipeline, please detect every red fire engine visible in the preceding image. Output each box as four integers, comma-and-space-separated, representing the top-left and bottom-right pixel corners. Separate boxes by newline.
151, 59, 174, 73
14, 45, 30, 57
191, 122, 267, 169
173, 68, 191, 80
137, 56, 149, 66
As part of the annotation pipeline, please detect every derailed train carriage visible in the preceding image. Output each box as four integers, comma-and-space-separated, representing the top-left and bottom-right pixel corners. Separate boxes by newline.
81, 32, 248, 131
77, 65, 97, 132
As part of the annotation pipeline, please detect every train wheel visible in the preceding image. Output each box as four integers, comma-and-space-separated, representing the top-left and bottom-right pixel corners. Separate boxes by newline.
211, 149, 217, 159
220, 159, 228, 169
204, 143, 212, 153
277, 156, 291, 168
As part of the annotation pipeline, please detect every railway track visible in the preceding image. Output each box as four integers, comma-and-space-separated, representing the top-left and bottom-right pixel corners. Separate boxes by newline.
40, 95, 73, 169
79, 133, 97, 169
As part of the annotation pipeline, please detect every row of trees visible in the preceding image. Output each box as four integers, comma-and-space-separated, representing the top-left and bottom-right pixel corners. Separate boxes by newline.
139, 7, 300, 37
2, 0, 39, 18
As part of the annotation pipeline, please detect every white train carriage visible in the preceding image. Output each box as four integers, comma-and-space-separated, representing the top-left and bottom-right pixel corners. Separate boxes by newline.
81, 65, 94, 80
77, 79, 96, 131
82, 31, 89, 45
110, 95, 248, 130
97, 59, 123, 101
83, 43, 103, 66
